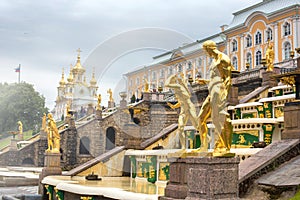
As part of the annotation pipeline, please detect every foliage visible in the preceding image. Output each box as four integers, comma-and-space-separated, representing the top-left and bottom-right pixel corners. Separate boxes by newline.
0, 82, 48, 136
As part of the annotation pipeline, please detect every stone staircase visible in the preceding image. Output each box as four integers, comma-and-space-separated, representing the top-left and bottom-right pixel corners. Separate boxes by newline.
239, 139, 300, 195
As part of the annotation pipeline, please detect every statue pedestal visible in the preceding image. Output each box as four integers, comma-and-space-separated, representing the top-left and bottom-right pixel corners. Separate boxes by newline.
160, 157, 239, 200
262, 70, 277, 87
282, 101, 300, 139
10, 138, 19, 151
39, 152, 62, 195
108, 101, 115, 108
143, 92, 151, 101
96, 109, 102, 120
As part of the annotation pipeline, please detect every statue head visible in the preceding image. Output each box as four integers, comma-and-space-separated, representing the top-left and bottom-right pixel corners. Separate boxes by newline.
203, 40, 217, 56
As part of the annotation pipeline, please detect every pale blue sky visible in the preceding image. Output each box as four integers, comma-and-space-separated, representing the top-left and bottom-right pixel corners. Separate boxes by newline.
0, 0, 262, 109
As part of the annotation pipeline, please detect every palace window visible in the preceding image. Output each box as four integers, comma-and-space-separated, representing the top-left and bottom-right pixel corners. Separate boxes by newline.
198, 58, 202, 67
284, 42, 291, 60
152, 71, 156, 80
178, 64, 183, 72
168, 67, 173, 75
232, 57, 238, 70
232, 39, 238, 52
246, 35, 252, 47
266, 28, 273, 41
255, 31, 262, 45
246, 52, 252, 68
160, 69, 165, 78
187, 61, 192, 70
136, 77, 140, 85
283, 22, 291, 36
255, 51, 262, 66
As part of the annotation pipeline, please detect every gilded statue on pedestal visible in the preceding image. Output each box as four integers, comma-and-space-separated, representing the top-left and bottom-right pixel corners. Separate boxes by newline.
107, 88, 114, 102
143, 78, 149, 92
46, 113, 60, 153
266, 41, 274, 71
165, 74, 198, 150
97, 94, 102, 110
197, 40, 234, 156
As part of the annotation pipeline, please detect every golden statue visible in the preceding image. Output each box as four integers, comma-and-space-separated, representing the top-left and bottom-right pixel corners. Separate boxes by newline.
107, 88, 114, 102
42, 113, 47, 131
17, 121, 23, 135
66, 102, 71, 117
143, 78, 149, 92
197, 40, 234, 156
97, 94, 102, 110
46, 113, 60, 153
165, 74, 198, 150
266, 41, 274, 71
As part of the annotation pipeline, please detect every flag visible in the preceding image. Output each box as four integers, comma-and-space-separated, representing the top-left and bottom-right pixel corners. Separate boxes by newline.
15, 66, 20, 73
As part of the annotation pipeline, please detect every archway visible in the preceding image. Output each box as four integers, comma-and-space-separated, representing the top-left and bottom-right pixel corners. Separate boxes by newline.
22, 158, 34, 166
79, 136, 90, 155
106, 127, 116, 151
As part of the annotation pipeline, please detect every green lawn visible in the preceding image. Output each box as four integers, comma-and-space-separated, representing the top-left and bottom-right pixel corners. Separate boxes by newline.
0, 130, 34, 150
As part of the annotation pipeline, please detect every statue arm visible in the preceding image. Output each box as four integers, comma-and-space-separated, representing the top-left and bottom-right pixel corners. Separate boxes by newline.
167, 102, 181, 109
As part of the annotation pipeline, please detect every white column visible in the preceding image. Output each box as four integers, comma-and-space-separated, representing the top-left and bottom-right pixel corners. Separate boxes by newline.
292, 16, 300, 49
239, 34, 244, 71
273, 22, 279, 63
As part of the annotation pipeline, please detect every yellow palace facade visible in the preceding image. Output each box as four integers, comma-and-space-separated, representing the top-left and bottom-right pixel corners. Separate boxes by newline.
124, 0, 300, 98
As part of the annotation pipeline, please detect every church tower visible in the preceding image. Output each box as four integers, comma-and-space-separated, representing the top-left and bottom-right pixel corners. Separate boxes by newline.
53, 49, 99, 120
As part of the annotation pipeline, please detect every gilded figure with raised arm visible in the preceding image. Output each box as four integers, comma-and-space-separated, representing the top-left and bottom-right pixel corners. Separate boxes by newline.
197, 40, 234, 156
165, 74, 198, 150
46, 113, 60, 153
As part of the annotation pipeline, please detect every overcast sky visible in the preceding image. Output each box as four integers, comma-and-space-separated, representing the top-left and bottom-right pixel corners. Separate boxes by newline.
0, 0, 262, 109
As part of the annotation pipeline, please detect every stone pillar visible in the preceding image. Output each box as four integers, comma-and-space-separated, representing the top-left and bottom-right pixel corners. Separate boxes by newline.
185, 157, 239, 200
108, 101, 115, 108
282, 101, 300, 139
39, 152, 62, 196
143, 92, 151, 101
262, 70, 277, 87
160, 158, 189, 200
9, 138, 19, 151
96, 109, 102, 120
38, 130, 48, 167
228, 86, 239, 106
160, 157, 239, 200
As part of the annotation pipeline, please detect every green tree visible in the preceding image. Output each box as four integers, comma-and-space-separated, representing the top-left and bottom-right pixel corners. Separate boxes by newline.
0, 82, 48, 136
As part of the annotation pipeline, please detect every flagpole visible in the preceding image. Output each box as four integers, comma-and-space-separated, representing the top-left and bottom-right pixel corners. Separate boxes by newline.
18, 64, 21, 84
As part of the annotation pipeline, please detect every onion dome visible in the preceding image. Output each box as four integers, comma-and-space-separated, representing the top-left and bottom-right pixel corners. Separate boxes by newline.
90, 69, 97, 86
67, 64, 74, 83
59, 68, 66, 86
72, 48, 86, 74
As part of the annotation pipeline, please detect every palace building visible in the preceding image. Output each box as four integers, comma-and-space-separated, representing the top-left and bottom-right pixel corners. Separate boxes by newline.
124, 0, 300, 98
53, 49, 99, 120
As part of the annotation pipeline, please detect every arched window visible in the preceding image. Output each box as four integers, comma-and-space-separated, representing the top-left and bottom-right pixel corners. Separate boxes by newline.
198, 58, 202, 66
232, 57, 238, 70
178, 64, 183, 72
246, 53, 252, 69
284, 42, 291, 60
232, 39, 237, 52
106, 127, 116, 151
168, 66, 173, 75
187, 61, 192, 70
246, 35, 252, 47
255, 51, 262, 66
160, 69, 164, 78
255, 31, 262, 45
152, 71, 156, 80
79, 136, 90, 155
283, 22, 291, 36
136, 77, 139, 85
266, 28, 273, 41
